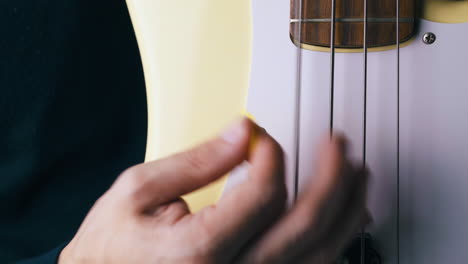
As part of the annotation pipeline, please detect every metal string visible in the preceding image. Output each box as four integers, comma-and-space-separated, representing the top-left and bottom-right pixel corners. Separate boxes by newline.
293, 0, 304, 202
329, 0, 337, 136
361, 0, 369, 262
295, 2, 402, 262
396, 0, 401, 262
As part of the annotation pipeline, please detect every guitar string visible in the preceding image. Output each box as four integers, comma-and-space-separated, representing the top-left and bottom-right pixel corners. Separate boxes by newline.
396, 0, 401, 262
296, 1, 400, 262
293, 0, 304, 202
361, 0, 369, 262
329, 0, 336, 136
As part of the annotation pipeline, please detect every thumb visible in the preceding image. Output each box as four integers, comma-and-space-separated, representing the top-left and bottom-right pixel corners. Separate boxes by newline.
114, 118, 253, 213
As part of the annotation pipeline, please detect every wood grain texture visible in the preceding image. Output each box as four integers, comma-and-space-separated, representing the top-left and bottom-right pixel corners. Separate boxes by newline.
290, 0, 416, 48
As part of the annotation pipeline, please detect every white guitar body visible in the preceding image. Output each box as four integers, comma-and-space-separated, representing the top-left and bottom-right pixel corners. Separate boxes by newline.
229, 0, 468, 262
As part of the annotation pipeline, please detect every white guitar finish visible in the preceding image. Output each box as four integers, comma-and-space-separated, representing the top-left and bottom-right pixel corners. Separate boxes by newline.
228, 0, 468, 262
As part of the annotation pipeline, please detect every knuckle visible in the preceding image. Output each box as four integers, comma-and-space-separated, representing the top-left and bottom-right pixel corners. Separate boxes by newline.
165, 199, 190, 217
182, 147, 212, 172
121, 166, 146, 186
197, 206, 218, 235
117, 166, 149, 198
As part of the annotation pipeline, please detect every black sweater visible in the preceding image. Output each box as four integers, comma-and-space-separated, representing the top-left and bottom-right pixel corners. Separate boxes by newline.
0, 1, 147, 262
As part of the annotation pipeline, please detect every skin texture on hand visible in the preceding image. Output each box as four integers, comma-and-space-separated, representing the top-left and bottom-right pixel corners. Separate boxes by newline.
59, 118, 368, 264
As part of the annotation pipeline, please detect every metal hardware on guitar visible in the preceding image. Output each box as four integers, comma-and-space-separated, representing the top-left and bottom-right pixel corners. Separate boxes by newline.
422, 32, 437, 45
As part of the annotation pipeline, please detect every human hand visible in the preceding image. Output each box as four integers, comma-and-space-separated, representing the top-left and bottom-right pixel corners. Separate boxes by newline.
59, 118, 287, 264
59, 118, 368, 264
238, 135, 370, 264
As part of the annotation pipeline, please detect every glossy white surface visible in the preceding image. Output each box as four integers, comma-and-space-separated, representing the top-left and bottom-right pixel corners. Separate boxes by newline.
399, 20, 468, 264
228, 0, 468, 261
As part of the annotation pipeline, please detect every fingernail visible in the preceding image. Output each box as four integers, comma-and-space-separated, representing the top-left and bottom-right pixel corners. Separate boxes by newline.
221, 118, 246, 144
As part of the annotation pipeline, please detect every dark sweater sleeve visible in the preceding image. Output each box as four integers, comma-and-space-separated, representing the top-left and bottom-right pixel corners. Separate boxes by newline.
15, 244, 67, 264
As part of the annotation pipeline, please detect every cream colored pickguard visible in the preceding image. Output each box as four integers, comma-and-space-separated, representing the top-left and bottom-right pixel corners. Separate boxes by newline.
126, 0, 252, 212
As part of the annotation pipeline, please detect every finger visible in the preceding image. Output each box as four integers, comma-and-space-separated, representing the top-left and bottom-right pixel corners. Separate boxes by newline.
292, 135, 354, 240
192, 126, 287, 257
299, 135, 357, 238
238, 135, 356, 264
149, 198, 191, 225
295, 169, 370, 264
113, 118, 253, 213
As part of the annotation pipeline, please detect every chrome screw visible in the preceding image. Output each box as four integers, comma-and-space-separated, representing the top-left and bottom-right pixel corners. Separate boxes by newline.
423, 32, 436, 45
